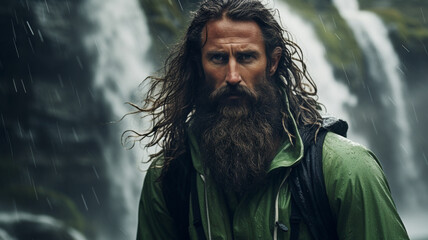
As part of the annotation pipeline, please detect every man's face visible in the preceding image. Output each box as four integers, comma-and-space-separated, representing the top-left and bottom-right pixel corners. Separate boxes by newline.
194, 17, 284, 194
201, 17, 270, 103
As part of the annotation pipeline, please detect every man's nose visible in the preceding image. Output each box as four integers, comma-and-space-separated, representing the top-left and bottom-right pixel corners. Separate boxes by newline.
225, 59, 241, 86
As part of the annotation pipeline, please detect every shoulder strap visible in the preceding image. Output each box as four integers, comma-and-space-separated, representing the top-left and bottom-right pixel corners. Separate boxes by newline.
289, 118, 347, 240
289, 196, 302, 240
162, 148, 206, 240
161, 149, 193, 240
191, 171, 207, 240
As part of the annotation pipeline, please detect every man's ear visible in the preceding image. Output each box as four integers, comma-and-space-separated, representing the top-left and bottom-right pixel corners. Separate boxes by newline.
269, 47, 282, 76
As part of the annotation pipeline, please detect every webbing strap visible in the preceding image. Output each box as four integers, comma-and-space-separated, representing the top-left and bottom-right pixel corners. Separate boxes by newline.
290, 197, 301, 240
191, 172, 207, 240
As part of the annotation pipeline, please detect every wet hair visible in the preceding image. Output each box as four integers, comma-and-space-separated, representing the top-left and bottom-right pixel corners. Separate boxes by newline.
124, 0, 322, 177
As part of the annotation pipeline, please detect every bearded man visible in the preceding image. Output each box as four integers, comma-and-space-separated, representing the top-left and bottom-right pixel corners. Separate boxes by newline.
134, 0, 409, 239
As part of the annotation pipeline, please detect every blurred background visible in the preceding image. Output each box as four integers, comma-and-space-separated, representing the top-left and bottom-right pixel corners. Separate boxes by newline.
0, 0, 427, 239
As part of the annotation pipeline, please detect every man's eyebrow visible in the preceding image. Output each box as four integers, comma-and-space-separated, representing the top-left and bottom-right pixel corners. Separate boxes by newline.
205, 51, 227, 55
205, 50, 260, 56
204, 51, 228, 58
237, 50, 260, 56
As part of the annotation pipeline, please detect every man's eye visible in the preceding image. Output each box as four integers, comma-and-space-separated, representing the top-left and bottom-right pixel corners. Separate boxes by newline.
210, 54, 227, 63
238, 54, 255, 62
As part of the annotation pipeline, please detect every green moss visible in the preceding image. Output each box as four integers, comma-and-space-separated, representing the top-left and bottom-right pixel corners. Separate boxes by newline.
1, 185, 87, 234
139, 0, 189, 66
356, 0, 428, 58
359, 0, 428, 21
282, 0, 365, 89
369, 8, 428, 50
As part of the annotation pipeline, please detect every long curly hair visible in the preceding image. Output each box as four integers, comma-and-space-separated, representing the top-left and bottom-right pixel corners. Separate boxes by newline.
124, 0, 322, 177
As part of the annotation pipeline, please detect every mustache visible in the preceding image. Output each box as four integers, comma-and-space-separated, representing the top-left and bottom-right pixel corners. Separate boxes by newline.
209, 84, 258, 103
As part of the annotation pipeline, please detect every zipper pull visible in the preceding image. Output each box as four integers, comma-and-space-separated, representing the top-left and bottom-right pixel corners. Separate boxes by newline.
276, 221, 289, 232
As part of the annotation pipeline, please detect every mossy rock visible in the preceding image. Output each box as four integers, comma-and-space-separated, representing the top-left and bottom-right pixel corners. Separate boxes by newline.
359, 6, 428, 84
0, 185, 87, 235
139, 0, 189, 67
369, 8, 428, 55
282, 0, 365, 91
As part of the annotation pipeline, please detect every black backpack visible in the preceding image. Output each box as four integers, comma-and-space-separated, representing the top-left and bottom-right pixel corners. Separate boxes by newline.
161, 118, 347, 240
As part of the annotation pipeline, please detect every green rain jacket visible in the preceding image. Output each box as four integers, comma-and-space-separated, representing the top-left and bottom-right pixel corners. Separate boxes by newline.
137, 113, 409, 239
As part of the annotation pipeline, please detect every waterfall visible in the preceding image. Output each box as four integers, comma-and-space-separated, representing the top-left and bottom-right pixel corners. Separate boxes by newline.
332, 0, 427, 238
82, 0, 152, 238
333, 0, 417, 177
270, 0, 361, 141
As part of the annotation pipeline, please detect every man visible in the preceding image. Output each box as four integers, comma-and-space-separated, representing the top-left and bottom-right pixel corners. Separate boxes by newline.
135, 0, 409, 239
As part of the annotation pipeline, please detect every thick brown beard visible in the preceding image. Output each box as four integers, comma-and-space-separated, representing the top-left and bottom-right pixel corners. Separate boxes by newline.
192, 80, 284, 194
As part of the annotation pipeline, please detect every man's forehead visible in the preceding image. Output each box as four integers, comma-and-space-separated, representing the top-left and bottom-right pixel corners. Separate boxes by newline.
201, 17, 264, 46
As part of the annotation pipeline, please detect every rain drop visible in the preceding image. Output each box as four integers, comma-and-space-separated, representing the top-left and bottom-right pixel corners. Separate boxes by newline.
46, 198, 53, 210
319, 15, 327, 33
17, 118, 23, 137
21, 79, 27, 93
76, 89, 82, 107
31, 177, 39, 200
177, 0, 183, 11
44, 0, 50, 13
26, 21, 34, 35
81, 194, 89, 211
411, 102, 418, 123
92, 166, 100, 179
56, 122, 63, 145
11, 19, 16, 40
38, 29, 44, 42
92, 187, 100, 205
13, 39, 20, 58
27, 64, 33, 83
423, 152, 428, 166
76, 56, 83, 69
370, 118, 378, 135
341, 63, 350, 85
29, 145, 36, 168
72, 127, 79, 142
57, 74, 64, 88
12, 78, 18, 92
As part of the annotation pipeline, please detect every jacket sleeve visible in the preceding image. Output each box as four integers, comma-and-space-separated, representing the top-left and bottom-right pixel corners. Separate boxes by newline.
136, 164, 179, 240
322, 133, 409, 240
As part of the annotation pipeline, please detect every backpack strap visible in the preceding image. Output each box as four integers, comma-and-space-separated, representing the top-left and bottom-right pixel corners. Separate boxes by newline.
162, 146, 206, 240
161, 148, 193, 239
289, 118, 347, 240
191, 171, 207, 240
289, 196, 302, 240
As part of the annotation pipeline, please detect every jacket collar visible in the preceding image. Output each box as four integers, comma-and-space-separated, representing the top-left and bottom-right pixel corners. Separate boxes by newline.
188, 90, 304, 174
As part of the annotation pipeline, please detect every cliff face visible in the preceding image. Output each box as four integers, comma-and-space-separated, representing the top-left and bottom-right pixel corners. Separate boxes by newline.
359, 0, 428, 84
0, 0, 114, 238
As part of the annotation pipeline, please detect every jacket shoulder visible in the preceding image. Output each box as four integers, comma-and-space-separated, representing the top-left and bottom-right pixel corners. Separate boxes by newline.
322, 132, 381, 174
321, 132, 409, 239
321, 132, 385, 197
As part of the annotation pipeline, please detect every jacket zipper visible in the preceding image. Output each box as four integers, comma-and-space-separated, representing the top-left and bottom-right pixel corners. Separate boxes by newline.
200, 174, 213, 240
274, 168, 292, 240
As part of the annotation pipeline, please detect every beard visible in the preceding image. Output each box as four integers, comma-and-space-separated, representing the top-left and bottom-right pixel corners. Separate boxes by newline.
192, 78, 285, 194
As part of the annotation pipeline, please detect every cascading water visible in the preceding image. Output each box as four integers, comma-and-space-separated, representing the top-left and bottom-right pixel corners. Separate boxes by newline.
271, 0, 361, 141
332, 0, 427, 238
333, 0, 417, 179
82, 0, 152, 238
